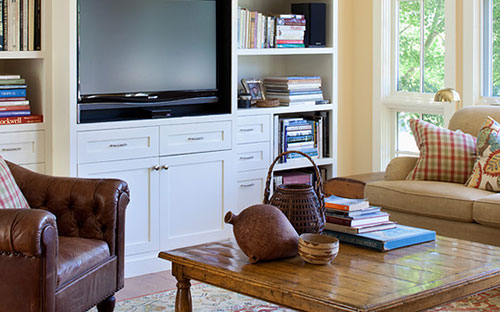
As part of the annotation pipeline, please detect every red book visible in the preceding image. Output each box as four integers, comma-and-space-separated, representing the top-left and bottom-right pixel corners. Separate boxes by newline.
0, 114, 43, 125
0, 97, 26, 101
276, 40, 304, 44
325, 214, 390, 227
0, 105, 30, 111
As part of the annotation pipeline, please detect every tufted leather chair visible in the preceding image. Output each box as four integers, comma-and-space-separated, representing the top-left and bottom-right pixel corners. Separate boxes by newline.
0, 161, 130, 312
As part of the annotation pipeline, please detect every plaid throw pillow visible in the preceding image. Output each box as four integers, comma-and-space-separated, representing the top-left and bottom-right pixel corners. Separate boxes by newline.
0, 157, 29, 208
406, 119, 477, 184
466, 116, 500, 191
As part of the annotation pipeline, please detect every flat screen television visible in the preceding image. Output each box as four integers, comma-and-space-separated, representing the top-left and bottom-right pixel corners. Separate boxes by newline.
77, 0, 231, 123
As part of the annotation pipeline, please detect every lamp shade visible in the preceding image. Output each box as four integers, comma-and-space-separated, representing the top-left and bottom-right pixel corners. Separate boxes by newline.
434, 88, 461, 103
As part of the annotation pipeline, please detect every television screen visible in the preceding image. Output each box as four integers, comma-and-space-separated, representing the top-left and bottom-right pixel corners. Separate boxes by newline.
78, 0, 217, 96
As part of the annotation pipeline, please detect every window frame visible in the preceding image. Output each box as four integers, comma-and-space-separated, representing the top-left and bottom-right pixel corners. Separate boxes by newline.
372, 0, 456, 171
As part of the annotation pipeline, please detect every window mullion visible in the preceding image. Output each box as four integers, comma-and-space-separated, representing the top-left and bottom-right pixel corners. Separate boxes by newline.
484, 0, 493, 97
420, 0, 425, 93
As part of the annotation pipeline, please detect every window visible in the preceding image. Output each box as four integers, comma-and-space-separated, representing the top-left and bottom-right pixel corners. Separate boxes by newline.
483, 0, 500, 97
396, 111, 444, 157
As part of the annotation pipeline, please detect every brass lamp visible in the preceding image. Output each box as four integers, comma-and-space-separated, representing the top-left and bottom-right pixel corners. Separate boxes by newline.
434, 88, 462, 111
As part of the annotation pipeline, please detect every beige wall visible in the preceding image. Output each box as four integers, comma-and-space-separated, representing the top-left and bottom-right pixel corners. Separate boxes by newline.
338, 0, 373, 176
337, 0, 463, 176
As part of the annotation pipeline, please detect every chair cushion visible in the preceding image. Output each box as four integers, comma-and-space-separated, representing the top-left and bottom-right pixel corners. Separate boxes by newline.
473, 193, 500, 228
406, 119, 477, 184
466, 116, 500, 191
57, 236, 110, 287
365, 180, 493, 222
0, 156, 29, 208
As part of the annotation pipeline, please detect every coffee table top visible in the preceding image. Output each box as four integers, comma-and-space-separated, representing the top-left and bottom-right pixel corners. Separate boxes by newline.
159, 237, 500, 311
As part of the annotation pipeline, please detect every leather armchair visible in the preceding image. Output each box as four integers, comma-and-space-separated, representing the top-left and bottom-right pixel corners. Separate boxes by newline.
0, 161, 130, 312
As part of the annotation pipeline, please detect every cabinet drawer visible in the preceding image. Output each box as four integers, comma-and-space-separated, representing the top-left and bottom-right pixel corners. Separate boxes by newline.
237, 170, 267, 214
236, 142, 270, 172
0, 131, 44, 164
78, 127, 159, 163
160, 121, 231, 156
236, 115, 270, 144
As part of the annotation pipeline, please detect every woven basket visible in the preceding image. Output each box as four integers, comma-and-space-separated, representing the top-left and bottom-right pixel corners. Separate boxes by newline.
263, 150, 325, 235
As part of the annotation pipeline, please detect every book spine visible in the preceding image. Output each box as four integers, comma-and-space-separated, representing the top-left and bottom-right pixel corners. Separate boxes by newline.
276, 17, 306, 26
0, 88, 26, 97
28, 0, 32, 50
0, 109, 30, 117
276, 40, 304, 44
276, 25, 306, 32
249, 11, 256, 49
0, 0, 3, 51
325, 216, 352, 226
0, 78, 25, 84
0, 113, 41, 124
0, 104, 29, 111
276, 30, 305, 40
19, 0, 22, 50
33, 0, 39, 50
322, 230, 384, 251
2, 0, 6, 50
0, 97, 25, 101
22, 0, 27, 50
276, 44, 305, 48
325, 203, 350, 211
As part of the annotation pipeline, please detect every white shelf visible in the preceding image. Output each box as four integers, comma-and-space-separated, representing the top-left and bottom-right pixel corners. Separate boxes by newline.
274, 157, 335, 172
238, 47, 334, 56
0, 122, 45, 132
237, 103, 335, 116
0, 51, 45, 60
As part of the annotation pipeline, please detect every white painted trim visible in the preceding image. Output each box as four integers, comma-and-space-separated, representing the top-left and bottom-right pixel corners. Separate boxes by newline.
462, 0, 481, 107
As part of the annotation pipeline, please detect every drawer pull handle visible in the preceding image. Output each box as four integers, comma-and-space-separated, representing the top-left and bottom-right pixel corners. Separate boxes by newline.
109, 143, 128, 148
239, 128, 254, 132
1, 147, 21, 152
162, 165, 169, 171
187, 137, 205, 141
240, 156, 255, 160
152, 165, 161, 171
240, 183, 255, 188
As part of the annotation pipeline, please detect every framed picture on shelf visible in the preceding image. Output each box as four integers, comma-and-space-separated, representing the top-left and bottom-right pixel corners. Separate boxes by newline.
241, 79, 266, 101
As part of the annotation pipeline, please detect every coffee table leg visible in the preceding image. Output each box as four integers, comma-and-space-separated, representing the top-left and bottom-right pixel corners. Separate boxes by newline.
173, 264, 192, 312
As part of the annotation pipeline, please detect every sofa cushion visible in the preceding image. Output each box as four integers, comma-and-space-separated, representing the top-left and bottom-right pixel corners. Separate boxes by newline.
0, 156, 29, 208
365, 180, 493, 222
57, 236, 110, 287
466, 116, 500, 191
473, 193, 500, 228
406, 119, 477, 184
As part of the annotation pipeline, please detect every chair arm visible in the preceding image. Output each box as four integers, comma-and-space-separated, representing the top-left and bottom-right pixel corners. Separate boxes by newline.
384, 156, 419, 181
0, 209, 58, 257
7, 161, 130, 259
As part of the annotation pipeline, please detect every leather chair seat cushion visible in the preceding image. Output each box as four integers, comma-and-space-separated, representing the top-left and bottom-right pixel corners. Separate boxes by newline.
365, 180, 493, 222
57, 236, 110, 287
473, 194, 500, 228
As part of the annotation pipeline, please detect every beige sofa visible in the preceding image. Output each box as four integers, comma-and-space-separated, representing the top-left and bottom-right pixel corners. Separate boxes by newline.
365, 106, 500, 247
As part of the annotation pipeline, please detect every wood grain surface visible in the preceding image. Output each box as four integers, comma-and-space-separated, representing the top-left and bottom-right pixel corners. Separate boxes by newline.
159, 236, 500, 312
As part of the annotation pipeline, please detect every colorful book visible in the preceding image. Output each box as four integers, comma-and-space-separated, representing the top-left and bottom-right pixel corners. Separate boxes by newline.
326, 206, 382, 217
0, 97, 26, 102
326, 213, 390, 227
324, 221, 396, 234
323, 225, 436, 251
0, 110, 30, 117
276, 44, 305, 48
0, 89, 27, 97
0, 79, 26, 85
276, 40, 304, 44
0, 75, 21, 79
325, 195, 370, 211
276, 17, 306, 26
0, 114, 42, 125
0, 105, 30, 111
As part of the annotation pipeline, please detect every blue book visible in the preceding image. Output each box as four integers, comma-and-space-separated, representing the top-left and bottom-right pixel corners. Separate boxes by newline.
0, 89, 27, 98
0, 110, 31, 117
323, 225, 436, 251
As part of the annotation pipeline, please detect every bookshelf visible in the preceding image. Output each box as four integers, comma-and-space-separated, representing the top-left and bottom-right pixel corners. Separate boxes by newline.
233, 0, 338, 209
0, 0, 51, 174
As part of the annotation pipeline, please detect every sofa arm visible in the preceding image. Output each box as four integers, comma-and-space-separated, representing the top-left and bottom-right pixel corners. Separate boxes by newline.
384, 156, 419, 181
0, 209, 58, 257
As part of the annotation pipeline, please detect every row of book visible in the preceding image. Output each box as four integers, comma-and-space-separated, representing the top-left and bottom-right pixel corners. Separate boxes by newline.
273, 168, 327, 190
237, 9, 306, 49
322, 195, 436, 251
0, 0, 42, 51
0, 74, 42, 124
274, 113, 329, 163
264, 76, 325, 106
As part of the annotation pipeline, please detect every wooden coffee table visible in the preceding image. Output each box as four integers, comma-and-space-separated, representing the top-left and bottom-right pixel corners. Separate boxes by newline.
159, 237, 500, 311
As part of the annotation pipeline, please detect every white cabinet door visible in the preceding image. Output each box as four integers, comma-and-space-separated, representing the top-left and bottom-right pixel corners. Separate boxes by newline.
78, 157, 160, 257
236, 170, 268, 215
159, 150, 231, 250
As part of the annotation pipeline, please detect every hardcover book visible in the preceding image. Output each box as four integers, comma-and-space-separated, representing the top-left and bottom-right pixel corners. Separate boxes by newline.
324, 221, 396, 234
324, 195, 369, 211
323, 225, 436, 251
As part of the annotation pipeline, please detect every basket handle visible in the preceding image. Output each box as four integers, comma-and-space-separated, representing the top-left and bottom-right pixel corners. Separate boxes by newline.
263, 150, 325, 210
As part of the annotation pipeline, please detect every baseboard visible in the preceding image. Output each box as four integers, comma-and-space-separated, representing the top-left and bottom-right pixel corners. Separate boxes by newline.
125, 253, 171, 278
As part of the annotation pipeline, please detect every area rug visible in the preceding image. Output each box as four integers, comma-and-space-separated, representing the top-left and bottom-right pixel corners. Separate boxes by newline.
91, 284, 500, 311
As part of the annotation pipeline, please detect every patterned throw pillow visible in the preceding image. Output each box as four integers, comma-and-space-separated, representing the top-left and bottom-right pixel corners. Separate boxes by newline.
0, 157, 29, 208
406, 119, 477, 184
466, 116, 500, 191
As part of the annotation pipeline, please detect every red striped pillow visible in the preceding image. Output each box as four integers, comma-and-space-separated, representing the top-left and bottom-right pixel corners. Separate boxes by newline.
0, 157, 29, 208
406, 119, 477, 184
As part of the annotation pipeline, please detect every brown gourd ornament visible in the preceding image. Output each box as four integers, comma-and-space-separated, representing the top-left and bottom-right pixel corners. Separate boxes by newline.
224, 204, 299, 263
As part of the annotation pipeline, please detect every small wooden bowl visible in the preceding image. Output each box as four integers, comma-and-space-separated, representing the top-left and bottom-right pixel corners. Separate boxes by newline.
298, 233, 339, 265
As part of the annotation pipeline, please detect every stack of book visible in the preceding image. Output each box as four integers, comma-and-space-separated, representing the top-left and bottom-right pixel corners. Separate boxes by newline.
274, 170, 312, 187
274, 115, 327, 163
1, 0, 42, 51
264, 76, 324, 106
323, 195, 396, 234
0, 74, 42, 125
275, 15, 306, 48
